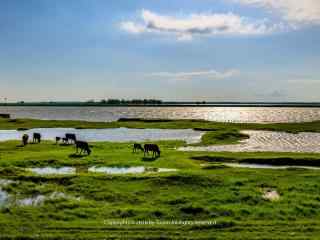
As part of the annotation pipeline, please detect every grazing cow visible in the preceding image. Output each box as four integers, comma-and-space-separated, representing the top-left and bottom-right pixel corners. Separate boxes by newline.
22, 134, 29, 146
65, 133, 76, 144
55, 137, 61, 144
75, 141, 91, 155
144, 144, 161, 157
133, 143, 144, 153
33, 133, 41, 143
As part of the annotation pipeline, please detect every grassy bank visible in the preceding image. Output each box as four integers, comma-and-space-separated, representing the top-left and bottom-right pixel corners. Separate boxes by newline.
1, 117, 320, 147
1, 117, 320, 132
1, 140, 320, 238
1, 118, 320, 238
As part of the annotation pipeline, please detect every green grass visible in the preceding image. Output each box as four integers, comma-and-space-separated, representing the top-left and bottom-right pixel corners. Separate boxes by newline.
1, 117, 320, 239
1, 140, 320, 239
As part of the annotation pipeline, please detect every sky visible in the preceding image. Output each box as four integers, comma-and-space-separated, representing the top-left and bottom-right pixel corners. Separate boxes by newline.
0, 0, 320, 102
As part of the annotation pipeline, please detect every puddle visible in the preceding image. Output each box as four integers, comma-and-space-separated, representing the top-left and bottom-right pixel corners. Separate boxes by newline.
28, 167, 76, 175
223, 163, 320, 170
17, 195, 46, 206
17, 192, 80, 206
27, 166, 177, 175
0, 179, 16, 206
0, 128, 203, 144
263, 190, 280, 201
88, 166, 177, 174
0, 189, 9, 206
180, 130, 320, 153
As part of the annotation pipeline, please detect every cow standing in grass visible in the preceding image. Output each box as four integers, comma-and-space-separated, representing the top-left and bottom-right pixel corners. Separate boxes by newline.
55, 137, 61, 144
66, 133, 77, 144
144, 144, 161, 157
33, 133, 41, 143
75, 141, 91, 155
133, 143, 144, 153
22, 134, 29, 146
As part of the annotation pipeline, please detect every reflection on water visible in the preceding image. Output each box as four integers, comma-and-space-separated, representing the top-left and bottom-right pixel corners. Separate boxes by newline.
0, 189, 9, 206
16, 192, 80, 206
1, 106, 320, 123
88, 166, 177, 174
224, 163, 320, 170
88, 166, 145, 174
0, 128, 203, 144
28, 167, 75, 175
181, 130, 320, 153
27, 166, 177, 175
0, 179, 15, 206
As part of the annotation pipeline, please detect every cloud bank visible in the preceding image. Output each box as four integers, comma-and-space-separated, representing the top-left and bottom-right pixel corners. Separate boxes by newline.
147, 69, 240, 80
234, 0, 320, 25
120, 9, 281, 40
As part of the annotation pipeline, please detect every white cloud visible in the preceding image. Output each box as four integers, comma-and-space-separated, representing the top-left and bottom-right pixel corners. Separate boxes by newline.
120, 9, 281, 40
234, 0, 320, 25
120, 21, 146, 34
147, 69, 240, 80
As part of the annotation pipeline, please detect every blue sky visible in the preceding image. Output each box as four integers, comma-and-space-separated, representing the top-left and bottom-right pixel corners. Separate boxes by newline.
0, 0, 319, 101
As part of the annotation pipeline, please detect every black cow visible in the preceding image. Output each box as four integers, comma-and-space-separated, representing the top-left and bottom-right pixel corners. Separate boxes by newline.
55, 137, 61, 144
133, 143, 144, 153
144, 144, 161, 157
33, 133, 41, 143
65, 133, 76, 144
22, 134, 29, 146
75, 141, 91, 155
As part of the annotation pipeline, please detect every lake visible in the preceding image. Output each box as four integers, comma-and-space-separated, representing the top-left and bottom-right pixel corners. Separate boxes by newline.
0, 128, 203, 144
1, 106, 320, 123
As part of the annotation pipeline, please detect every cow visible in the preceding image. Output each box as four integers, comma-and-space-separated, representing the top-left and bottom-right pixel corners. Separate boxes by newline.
55, 137, 61, 144
144, 144, 161, 157
62, 137, 69, 144
75, 141, 91, 155
65, 133, 77, 144
33, 133, 41, 143
22, 134, 29, 146
133, 143, 144, 153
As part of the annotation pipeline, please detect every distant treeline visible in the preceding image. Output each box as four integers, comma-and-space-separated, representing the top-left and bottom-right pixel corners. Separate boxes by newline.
0, 99, 164, 106
0, 100, 320, 107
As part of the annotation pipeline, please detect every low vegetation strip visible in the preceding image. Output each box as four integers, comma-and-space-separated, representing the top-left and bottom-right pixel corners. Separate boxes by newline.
191, 154, 320, 167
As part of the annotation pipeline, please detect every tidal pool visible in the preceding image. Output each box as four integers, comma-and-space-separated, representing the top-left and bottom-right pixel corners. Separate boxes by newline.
0, 189, 9, 206
180, 130, 320, 153
224, 163, 320, 170
0, 127, 203, 144
27, 166, 177, 175
0, 179, 15, 206
88, 166, 177, 174
17, 192, 80, 206
28, 167, 76, 175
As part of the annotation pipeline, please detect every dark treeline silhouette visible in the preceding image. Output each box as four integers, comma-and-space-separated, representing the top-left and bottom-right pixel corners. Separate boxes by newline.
0, 99, 163, 107
1, 100, 320, 107
99, 99, 163, 105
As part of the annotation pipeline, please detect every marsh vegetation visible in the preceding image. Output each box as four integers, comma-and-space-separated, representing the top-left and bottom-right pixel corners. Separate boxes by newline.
1, 117, 320, 239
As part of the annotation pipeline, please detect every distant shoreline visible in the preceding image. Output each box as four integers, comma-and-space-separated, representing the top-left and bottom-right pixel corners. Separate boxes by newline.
1, 102, 320, 108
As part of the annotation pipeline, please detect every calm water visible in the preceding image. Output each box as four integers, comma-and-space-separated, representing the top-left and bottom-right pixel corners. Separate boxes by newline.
224, 163, 320, 170
181, 130, 320, 153
27, 166, 177, 175
1, 106, 320, 123
0, 128, 203, 143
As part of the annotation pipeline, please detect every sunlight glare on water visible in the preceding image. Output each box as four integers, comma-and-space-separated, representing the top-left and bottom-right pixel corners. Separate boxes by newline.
1, 106, 320, 123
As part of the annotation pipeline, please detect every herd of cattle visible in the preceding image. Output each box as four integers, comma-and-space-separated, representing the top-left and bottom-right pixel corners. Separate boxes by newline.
20, 133, 161, 157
